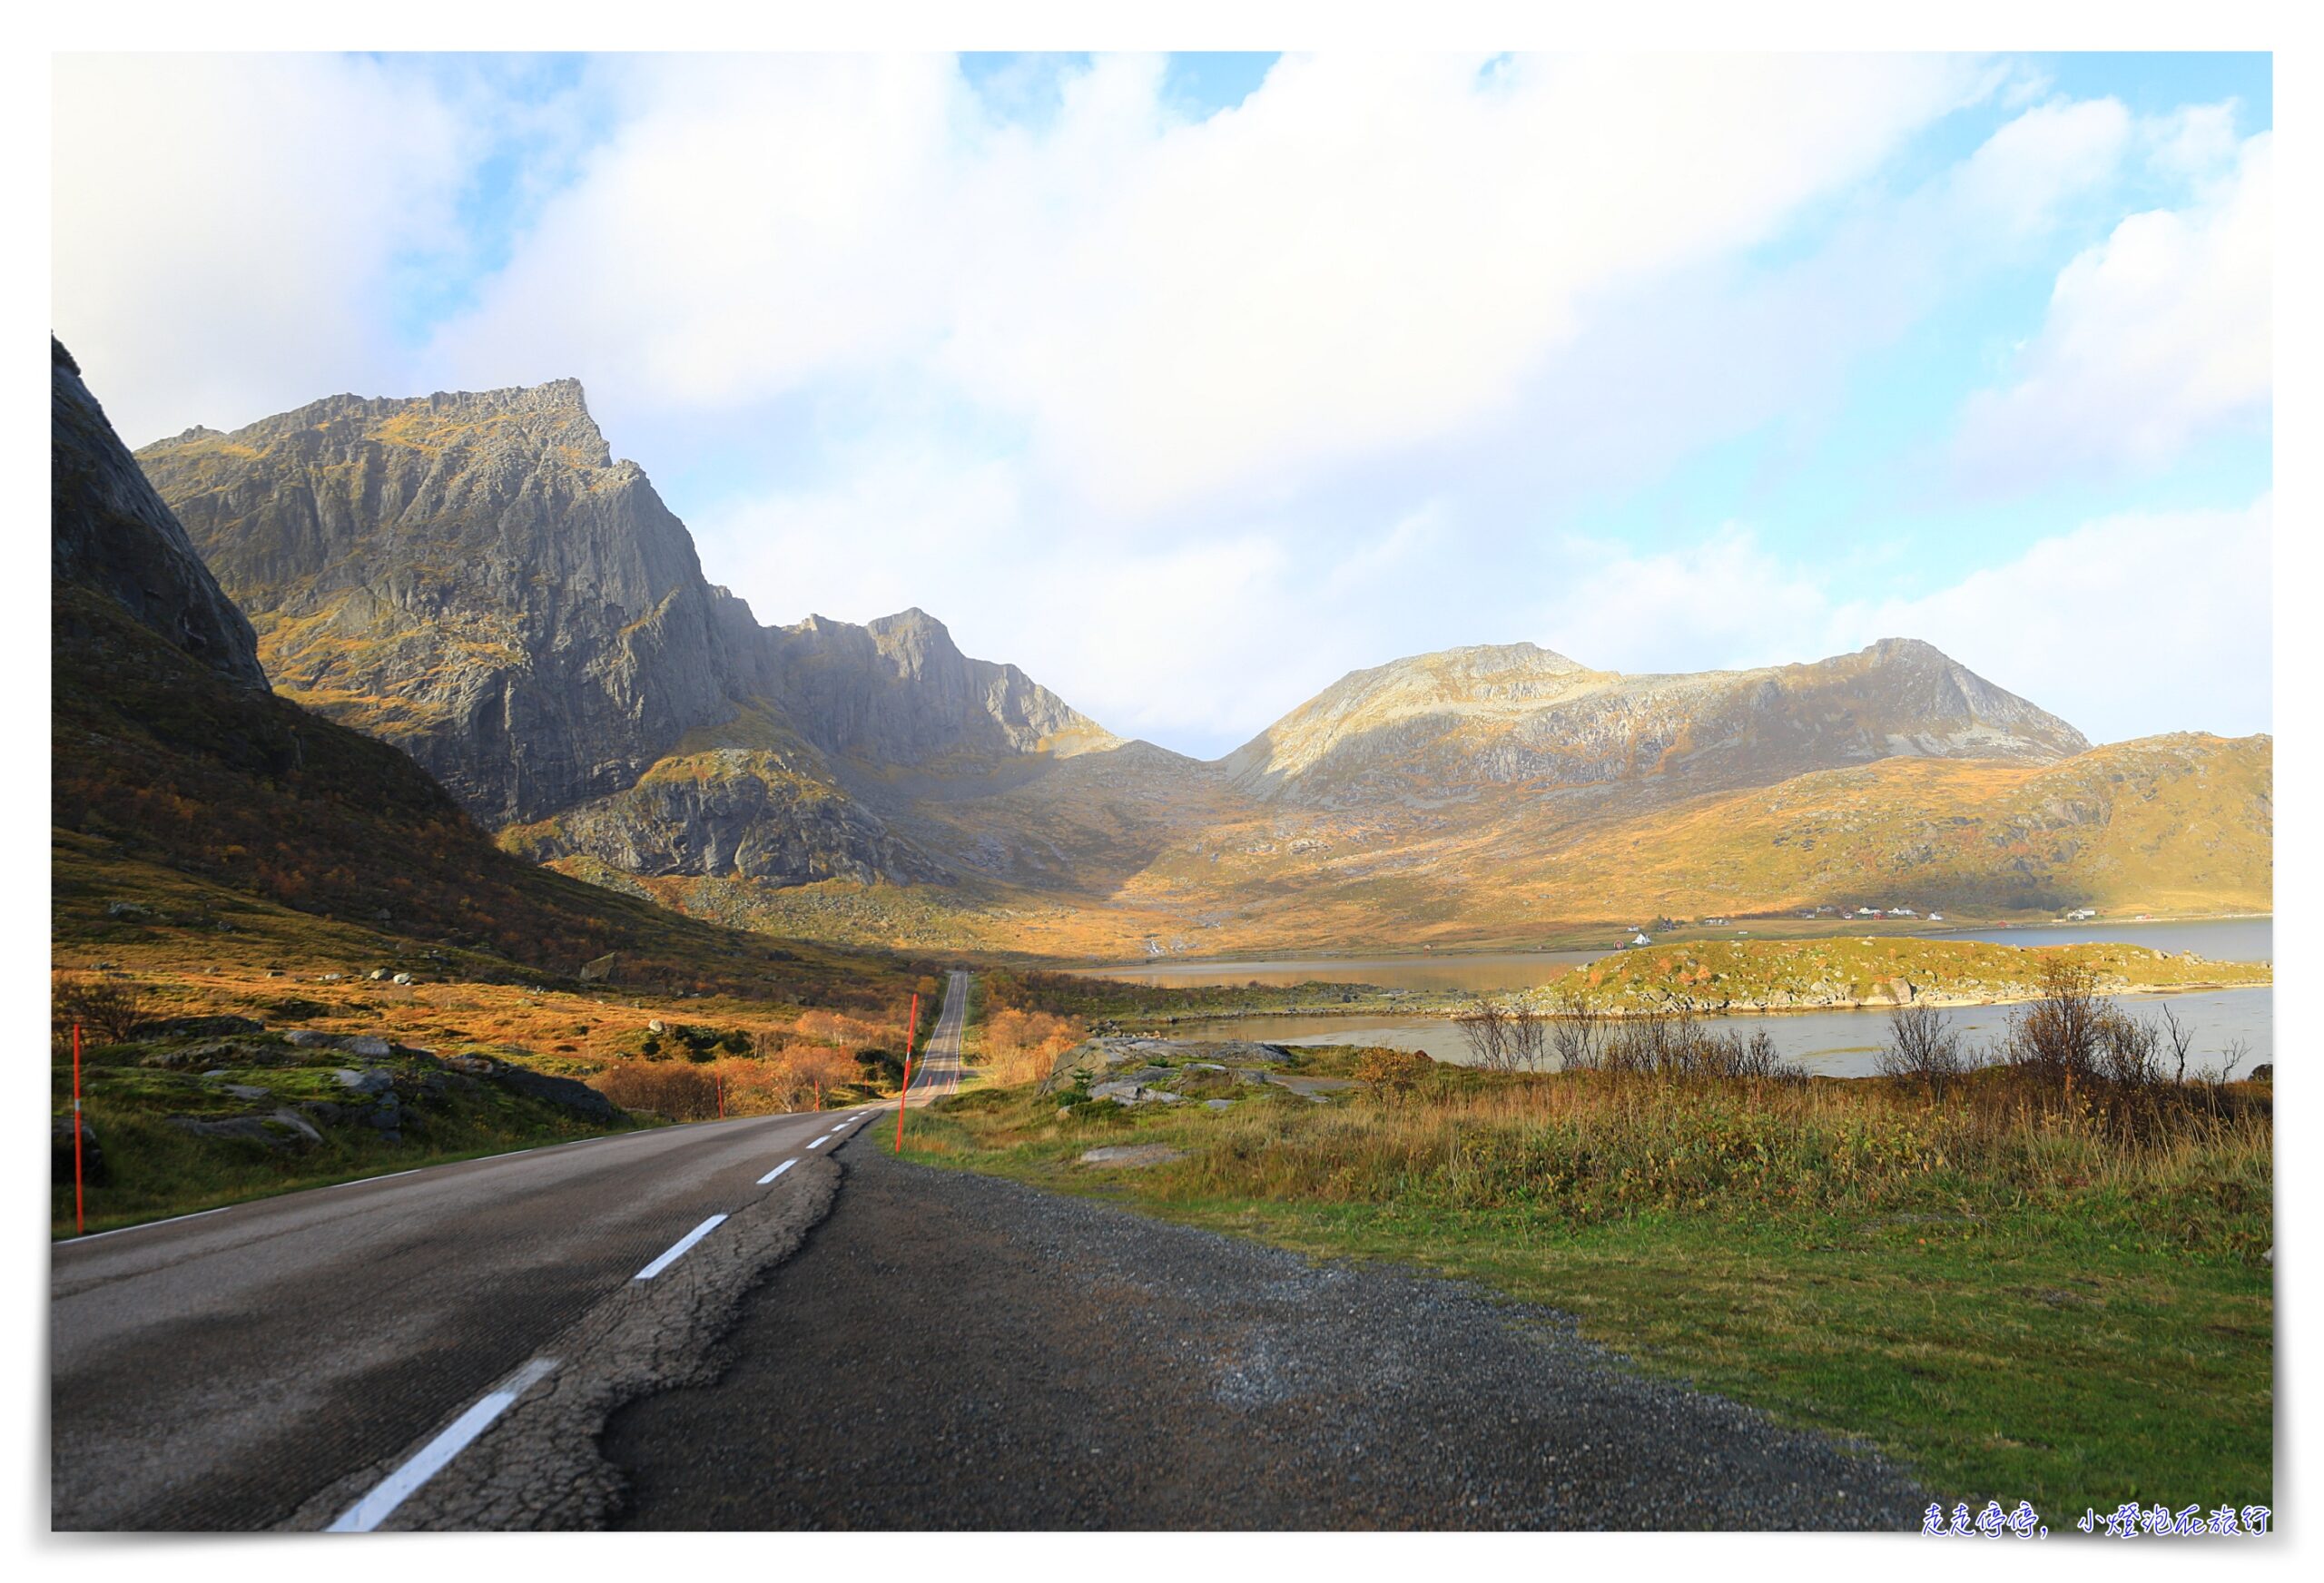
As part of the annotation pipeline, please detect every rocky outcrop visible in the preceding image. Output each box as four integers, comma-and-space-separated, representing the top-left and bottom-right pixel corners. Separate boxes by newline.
1224, 637, 2090, 808
508, 748, 940, 886
51, 339, 264, 687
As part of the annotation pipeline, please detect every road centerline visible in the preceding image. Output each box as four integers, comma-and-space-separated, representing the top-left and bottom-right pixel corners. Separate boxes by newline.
634, 1214, 728, 1281
327, 1356, 560, 1533
757, 1160, 797, 1185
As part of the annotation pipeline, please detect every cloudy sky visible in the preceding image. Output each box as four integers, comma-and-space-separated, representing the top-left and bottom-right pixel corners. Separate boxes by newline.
52, 51, 2272, 757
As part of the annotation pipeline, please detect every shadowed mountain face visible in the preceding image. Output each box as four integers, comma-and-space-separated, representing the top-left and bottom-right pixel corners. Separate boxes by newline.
135, 374, 2267, 951
53, 339, 264, 689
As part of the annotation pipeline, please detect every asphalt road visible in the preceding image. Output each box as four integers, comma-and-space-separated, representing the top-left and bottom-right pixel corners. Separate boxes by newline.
44, 1018, 937, 1530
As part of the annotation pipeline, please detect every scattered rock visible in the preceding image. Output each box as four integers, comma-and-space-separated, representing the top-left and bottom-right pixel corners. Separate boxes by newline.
221, 1084, 271, 1101
446, 1054, 498, 1077
391, 973, 415, 987
283, 1029, 345, 1048
334, 1067, 396, 1096
368, 968, 389, 981
1045, 1037, 1292, 1093
346, 1036, 392, 1058
1204, 1099, 1234, 1111
648, 1018, 666, 1034
1078, 1144, 1186, 1169
104, 901, 151, 920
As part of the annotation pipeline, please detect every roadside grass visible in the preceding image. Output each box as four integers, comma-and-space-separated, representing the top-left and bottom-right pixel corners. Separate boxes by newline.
49, 842, 925, 1234
54, 1043, 649, 1237
903, 1060, 2272, 1516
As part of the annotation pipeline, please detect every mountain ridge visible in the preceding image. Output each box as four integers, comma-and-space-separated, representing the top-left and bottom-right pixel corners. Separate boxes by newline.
134, 373, 2269, 953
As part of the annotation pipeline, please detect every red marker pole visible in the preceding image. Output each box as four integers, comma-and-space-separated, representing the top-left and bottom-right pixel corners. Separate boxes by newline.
73, 1023, 85, 1236
895, 991, 920, 1153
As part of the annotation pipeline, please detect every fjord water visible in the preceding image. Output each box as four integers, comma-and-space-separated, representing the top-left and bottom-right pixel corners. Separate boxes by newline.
1089, 918, 2272, 1077
1152, 987, 2271, 1078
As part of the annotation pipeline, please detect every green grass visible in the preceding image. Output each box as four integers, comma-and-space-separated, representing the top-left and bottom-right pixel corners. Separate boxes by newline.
901, 1064, 2272, 1515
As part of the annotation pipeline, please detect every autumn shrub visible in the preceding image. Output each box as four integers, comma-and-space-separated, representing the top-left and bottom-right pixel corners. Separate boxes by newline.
54, 973, 148, 1045
980, 1007, 1082, 1086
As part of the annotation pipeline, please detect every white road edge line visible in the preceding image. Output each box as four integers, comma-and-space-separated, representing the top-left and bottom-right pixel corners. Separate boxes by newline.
327, 1356, 560, 1533
634, 1214, 727, 1281
758, 1159, 797, 1185
65, 1203, 237, 1243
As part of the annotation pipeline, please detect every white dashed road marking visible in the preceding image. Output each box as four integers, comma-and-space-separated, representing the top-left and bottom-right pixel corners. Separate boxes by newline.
327, 1356, 560, 1533
634, 1214, 727, 1281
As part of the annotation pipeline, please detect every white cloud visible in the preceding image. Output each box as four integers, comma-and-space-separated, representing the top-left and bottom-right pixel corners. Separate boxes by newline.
1948, 96, 2131, 236
1835, 497, 2272, 742
1537, 499, 2271, 743
51, 54, 469, 446
1953, 131, 2271, 486
429, 52, 1989, 516
1534, 526, 1832, 676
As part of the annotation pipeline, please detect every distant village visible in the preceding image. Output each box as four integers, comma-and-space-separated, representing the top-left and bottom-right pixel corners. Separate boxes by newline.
1612, 901, 2125, 949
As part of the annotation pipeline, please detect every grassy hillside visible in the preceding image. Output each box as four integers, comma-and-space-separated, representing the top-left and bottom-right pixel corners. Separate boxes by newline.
54, 585, 914, 1006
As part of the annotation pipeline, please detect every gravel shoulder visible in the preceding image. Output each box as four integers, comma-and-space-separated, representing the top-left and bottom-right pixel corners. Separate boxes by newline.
606, 1136, 1933, 1529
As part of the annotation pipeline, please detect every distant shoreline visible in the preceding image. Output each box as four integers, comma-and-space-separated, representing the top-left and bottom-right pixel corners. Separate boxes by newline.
1068, 913, 2276, 977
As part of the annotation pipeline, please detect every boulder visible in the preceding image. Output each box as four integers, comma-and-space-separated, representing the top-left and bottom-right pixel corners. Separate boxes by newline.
334, 1067, 396, 1096
1078, 1144, 1187, 1169
1088, 1079, 1183, 1106
165, 1108, 323, 1151
346, 1036, 391, 1058
493, 1066, 619, 1123
53, 1115, 107, 1185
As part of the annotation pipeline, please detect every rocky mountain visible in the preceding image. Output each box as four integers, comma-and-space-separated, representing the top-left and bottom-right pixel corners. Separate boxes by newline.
1222, 638, 2090, 808
137, 379, 763, 824
54, 339, 889, 999
136, 381, 1108, 890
